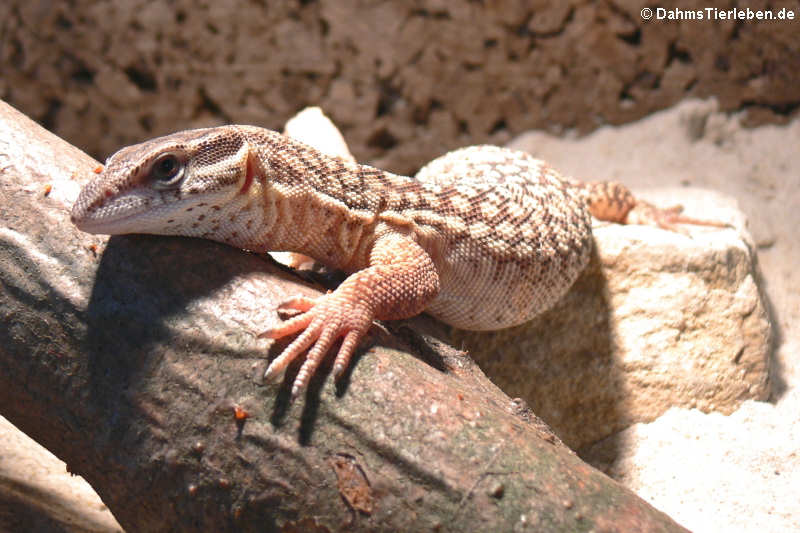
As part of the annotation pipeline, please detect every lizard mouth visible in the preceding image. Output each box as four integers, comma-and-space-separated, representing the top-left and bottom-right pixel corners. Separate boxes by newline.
70, 210, 143, 235
70, 193, 155, 235
70, 179, 162, 235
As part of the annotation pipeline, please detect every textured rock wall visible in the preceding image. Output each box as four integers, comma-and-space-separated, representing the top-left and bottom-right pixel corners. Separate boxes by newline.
2, 0, 798, 173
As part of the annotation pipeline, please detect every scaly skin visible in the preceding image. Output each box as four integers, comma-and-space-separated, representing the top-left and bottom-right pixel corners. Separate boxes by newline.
71, 125, 725, 397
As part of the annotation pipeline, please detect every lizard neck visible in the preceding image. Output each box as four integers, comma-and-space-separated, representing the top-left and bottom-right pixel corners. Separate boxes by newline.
224, 129, 420, 271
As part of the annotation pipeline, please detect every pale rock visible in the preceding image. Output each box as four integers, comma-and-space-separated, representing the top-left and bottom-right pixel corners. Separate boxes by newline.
451, 194, 770, 449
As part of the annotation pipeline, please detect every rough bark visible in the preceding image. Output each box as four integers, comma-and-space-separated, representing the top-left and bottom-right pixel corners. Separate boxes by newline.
0, 100, 687, 532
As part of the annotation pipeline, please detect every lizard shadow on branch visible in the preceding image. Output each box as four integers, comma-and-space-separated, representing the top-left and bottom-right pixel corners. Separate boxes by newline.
83, 235, 274, 431
83, 232, 453, 442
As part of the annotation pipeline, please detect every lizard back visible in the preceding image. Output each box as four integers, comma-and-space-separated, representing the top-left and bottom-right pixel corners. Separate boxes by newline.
241, 129, 594, 330
407, 146, 593, 330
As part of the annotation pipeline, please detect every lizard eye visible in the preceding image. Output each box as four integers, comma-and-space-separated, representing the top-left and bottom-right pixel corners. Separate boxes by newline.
150, 153, 184, 188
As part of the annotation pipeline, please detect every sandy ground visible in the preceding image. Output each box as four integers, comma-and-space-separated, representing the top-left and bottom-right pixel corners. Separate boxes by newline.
510, 99, 799, 532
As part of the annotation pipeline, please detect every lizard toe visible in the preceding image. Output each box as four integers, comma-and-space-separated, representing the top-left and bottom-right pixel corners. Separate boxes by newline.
262, 320, 320, 382
290, 325, 339, 397
277, 295, 319, 315
332, 329, 366, 380
258, 310, 314, 340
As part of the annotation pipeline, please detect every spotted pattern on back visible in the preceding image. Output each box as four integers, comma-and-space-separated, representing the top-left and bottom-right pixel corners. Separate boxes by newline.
240, 131, 594, 330
411, 146, 593, 329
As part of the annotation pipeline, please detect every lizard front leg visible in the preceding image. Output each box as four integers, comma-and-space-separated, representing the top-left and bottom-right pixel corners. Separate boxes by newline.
259, 232, 440, 397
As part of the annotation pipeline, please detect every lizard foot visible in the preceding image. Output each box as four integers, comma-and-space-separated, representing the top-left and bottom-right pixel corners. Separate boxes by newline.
259, 293, 374, 398
626, 201, 731, 234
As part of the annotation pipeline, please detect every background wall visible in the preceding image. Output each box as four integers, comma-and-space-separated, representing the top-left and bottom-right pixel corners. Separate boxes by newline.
2, 0, 798, 173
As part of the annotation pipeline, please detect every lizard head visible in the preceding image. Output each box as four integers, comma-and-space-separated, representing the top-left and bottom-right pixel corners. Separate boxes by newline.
71, 127, 251, 236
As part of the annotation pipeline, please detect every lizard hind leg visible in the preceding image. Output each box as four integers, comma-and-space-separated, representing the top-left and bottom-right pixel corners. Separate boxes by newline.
625, 200, 731, 233
584, 181, 730, 233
